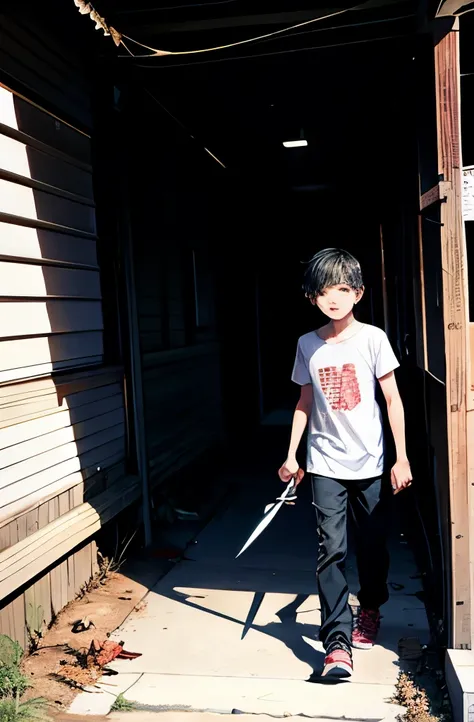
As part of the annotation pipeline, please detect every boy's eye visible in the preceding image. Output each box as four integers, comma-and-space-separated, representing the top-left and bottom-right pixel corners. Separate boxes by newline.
339, 287, 350, 293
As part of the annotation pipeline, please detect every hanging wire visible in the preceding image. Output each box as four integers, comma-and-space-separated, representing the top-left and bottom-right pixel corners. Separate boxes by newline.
132, 31, 409, 69
73, 0, 412, 65
114, 0, 385, 57
116, 0, 240, 12
119, 13, 415, 58
245, 13, 414, 46
142, 88, 226, 168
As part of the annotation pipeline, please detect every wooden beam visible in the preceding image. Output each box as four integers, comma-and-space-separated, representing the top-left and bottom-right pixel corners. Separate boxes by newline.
420, 181, 449, 210
434, 19, 471, 648
417, 215, 429, 370
436, 0, 471, 16
0, 474, 140, 602
469, 323, 474, 411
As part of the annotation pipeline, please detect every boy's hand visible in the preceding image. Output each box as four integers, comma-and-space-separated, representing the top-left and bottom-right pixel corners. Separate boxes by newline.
391, 459, 412, 495
278, 458, 304, 486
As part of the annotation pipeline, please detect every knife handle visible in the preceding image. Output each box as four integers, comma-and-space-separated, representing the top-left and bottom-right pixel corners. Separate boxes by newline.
284, 477, 298, 504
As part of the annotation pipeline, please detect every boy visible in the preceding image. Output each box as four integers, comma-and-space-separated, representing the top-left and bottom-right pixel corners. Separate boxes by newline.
278, 248, 412, 679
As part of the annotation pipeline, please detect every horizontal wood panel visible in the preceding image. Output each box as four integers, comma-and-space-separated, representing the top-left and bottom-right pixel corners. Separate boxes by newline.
0, 300, 103, 338
0, 442, 125, 514
149, 427, 221, 484
0, 409, 123, 469
0, 134, 93, 199
142, 342, 219, 370
0, 179, 96, 235
1, 422, 125, 490
0, 453, 126, 527
0, 356, 102, 385
0, 395, 63, 426
0, 27, 90, 123
0, 474, 140, 602
0, 88, 91, 163
0, 222, 98, 267
0, 262, 100, 299
143, 348, 223, 483
0, 367, 122, 401
0, 332, 103, 371
139, 317, 163, 332
140, 333, 164, 353
0, 86, 101, 382
0, 381, 122, 427
0, 435, 126, 510
0, 379, 121, 415
3, 20, 88, 94
0, 64, 91, 144
0, 393, 123, 450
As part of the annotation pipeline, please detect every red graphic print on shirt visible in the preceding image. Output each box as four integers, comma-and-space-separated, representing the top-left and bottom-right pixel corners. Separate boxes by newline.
318, 364, 361, 412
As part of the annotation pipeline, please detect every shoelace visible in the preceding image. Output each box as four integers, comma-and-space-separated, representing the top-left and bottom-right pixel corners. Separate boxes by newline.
326, 636, 352, 656
358, 610, 379, 636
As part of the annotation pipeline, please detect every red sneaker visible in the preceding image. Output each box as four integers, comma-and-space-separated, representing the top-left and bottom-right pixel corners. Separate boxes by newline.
321, 639, 353, 679
352, 609, 381, 650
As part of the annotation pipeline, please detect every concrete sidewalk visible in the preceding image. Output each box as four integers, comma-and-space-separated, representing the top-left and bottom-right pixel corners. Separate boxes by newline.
69, 461, 429, 719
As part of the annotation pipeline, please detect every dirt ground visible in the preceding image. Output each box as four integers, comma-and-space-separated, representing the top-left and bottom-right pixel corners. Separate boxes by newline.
21, 570, 151, 717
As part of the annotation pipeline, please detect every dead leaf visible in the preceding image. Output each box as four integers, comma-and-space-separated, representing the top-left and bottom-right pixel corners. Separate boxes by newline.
95, 640, 124, 667
117, 649, 142, 660
110, 27, 122, 47
74, 0, 92, 15
90, 9, 108, 33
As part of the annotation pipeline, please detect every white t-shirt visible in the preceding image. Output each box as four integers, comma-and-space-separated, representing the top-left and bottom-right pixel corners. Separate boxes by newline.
291, 324, 399, 480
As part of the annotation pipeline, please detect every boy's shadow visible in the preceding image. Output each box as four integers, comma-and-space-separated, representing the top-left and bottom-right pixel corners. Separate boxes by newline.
249, 594, 327, 680
169, 590, 344, 683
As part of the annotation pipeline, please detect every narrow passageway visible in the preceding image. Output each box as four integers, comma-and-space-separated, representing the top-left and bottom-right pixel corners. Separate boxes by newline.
70, 430, 429, 718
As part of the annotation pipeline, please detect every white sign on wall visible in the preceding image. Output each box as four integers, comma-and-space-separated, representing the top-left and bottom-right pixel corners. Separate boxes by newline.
462, 165, 474, 221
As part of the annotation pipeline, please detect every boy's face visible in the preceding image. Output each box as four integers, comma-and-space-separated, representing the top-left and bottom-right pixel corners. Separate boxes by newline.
313, 284, 363, 321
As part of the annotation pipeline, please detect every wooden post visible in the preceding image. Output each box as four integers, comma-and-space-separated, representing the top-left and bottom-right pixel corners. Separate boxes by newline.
434, 18, 471, 648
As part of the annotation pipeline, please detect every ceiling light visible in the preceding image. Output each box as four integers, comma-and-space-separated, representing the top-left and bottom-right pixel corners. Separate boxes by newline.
283, 139, 308, 148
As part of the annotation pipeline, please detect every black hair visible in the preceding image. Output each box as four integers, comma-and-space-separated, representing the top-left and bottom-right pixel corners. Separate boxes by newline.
302, 248, 364, 299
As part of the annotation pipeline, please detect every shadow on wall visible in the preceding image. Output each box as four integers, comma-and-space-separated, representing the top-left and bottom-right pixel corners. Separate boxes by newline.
0, 86, 130, 614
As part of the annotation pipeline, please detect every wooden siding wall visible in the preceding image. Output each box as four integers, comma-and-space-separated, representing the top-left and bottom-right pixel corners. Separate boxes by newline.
0, 370, 126, 526
0, 21, 131, 644
142, 346, 223, 483
126, 92, 224, 486
407, 25, 471, 647
0, 86, 127, 523
0, 538, 99, 649
0, 86, 102, 380
368, 43, 453, 640
0, 16, 93, 130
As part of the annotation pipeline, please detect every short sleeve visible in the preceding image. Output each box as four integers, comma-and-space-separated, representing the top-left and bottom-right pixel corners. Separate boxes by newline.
375, 331, 400, 379
291, 340, 312, 386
